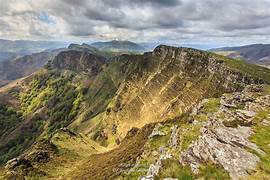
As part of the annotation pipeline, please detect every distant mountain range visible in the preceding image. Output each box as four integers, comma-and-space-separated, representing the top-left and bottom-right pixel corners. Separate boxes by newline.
0, 41, 145, 87
211, 44, 270, 67
1, 40, 270, 89
0, 39, 68, 62
0, 39, 149, 62
91, 40, 146, 52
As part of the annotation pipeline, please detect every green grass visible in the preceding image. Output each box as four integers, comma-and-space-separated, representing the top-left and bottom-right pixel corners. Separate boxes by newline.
248, 104, 270, 178
192, 114, 208, 122
251, 126, 270, 174
83, 69, 118, 120
118, 159, 149, 180
202, 98, 220, 113
180, 124, 201, 151
198, 163, 230, 180
0, 104, 22, 137
149, 133, 170, 150
148, 124, 171, 150
157, 159, 194, 180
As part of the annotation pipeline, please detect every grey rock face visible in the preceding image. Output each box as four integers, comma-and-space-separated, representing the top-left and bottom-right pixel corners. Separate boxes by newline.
220, 92, 254, 108
149, 123, 165, 138
179, 88, 270, 179
180, 121, 260, 179
169, 125, 179, 149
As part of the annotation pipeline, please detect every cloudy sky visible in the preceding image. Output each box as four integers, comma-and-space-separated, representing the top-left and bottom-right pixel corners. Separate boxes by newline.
1, 0, 270, 47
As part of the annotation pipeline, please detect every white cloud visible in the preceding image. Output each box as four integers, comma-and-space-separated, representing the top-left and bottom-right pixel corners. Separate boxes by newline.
0, 0, 270, 46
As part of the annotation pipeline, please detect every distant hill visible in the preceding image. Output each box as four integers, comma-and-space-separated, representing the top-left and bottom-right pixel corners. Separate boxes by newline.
68, 43, 100, 53
91, 40, 146, 52
0, 48, 65, 87
210, 44, 270, 67
0, 42, 113, 87
0, 39, 68, 62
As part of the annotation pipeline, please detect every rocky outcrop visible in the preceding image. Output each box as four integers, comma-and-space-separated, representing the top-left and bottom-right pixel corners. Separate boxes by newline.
169, 125, 179, 149
141, 147, 172, 180
180, 121, 260, 179
149, 124, 166, 138
179, 86, 270, 179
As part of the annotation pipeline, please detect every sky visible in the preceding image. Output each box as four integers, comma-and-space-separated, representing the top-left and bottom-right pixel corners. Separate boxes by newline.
1, 0, 270, 47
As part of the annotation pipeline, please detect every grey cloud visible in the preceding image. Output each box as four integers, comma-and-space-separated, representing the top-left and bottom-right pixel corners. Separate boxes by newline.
1, 0, 270, 45
100, 0, 181, 8
84, 7, 124, 21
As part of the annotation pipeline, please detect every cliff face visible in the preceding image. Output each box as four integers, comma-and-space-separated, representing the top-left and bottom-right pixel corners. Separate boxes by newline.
95, 45, 267, 141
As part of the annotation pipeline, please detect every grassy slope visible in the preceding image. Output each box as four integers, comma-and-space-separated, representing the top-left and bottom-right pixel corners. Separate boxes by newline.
27, 130, 107, 179
69, 125, 154, 179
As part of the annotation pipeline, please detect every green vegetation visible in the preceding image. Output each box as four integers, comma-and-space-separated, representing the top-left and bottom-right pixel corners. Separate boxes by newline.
0, 70, 84, 164
0, 104, 22, 137
0, 116, 43, 164
251, 126, 270, 173
157, 159, 194, 180
198, 163, 230, 180
250, 107, 270, 175
180, 123, 201, 151
149, 125, 171, 150
246, 104, 270, 179
83, 70, 118, 119
20, 70, 83, 134
149, 134, 170, 150
202, 98, 220, 113
0, 104, 26, 164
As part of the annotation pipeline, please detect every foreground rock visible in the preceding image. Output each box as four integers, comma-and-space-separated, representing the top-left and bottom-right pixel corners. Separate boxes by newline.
180, 86, 270, 179
180, 120, 260, 179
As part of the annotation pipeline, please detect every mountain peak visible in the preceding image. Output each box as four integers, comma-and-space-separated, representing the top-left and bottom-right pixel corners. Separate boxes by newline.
50, 50, 106, 75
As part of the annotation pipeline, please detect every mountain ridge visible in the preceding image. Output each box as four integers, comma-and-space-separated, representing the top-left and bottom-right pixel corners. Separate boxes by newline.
0, 45, 269, 179
210, 44, 270, 67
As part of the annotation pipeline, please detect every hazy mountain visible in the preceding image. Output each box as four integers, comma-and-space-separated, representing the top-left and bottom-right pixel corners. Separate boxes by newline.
211, 44, 270, 67
0, 39, 68, 62
0, 45, 269, 179
0, 48, 65, 87
91, 40, 146, 52
68, 43, 100, 53
0, 43, 108, 88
